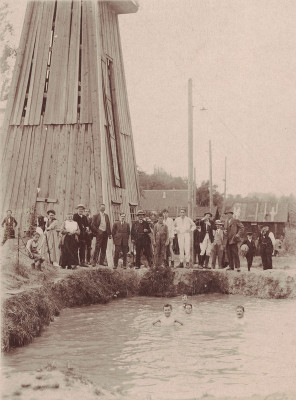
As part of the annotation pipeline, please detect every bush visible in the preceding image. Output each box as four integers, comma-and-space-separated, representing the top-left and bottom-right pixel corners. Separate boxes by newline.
139, 265, 175, 296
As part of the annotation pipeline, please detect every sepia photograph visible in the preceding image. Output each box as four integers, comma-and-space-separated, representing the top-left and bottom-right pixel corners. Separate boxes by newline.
1, 0, 296, 399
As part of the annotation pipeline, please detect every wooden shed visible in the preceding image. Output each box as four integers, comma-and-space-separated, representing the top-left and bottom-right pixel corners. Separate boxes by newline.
1, 0, 140, 231
141, 189, 219, 220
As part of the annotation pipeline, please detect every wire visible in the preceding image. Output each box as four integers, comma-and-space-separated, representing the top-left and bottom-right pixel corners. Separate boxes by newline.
195, 93, 288, 197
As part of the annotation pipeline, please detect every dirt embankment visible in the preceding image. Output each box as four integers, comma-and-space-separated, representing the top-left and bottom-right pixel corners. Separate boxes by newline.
2, 364, 295, 400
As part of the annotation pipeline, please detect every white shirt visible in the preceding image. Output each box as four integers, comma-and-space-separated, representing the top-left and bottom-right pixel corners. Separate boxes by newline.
174, 216, 196, 235
100, 212, 106, 231
163, 217, 175, 239
268, 231, 276, 247
65, 220, 78, 234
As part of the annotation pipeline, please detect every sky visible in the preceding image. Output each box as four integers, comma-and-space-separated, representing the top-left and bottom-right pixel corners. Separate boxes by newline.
4, 0, 296, 197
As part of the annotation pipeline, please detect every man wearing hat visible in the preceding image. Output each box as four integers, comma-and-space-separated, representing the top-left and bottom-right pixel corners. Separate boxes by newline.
224, 210, 244, 271
199, 212, 216, 268
112, 212, 130, 269
73, 204, 90, 267
210, 220, 225, 269
131, 210, 152, 269
91, 204, 112, 266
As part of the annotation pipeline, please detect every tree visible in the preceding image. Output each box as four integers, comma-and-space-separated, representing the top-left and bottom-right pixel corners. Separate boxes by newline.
0, 2, 17, 101
137, 166, 187, 192
195, 180, 223, 208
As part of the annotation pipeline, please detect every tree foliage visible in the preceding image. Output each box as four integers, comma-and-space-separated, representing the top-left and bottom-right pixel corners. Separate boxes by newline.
0, 2, 17, 101
196, 180, 223, 208
138, 166, 187, 191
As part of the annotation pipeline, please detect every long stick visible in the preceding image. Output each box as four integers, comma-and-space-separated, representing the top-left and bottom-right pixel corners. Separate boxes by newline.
17, 227, 20, 267
209, 140, 213, 214
222, 157, 227, 214
45, 232, 52, 264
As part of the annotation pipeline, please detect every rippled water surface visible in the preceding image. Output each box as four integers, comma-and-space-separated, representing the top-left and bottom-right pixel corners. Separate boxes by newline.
3, 294, 296, 399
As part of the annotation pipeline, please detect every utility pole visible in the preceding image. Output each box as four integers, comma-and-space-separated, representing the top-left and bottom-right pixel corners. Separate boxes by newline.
188, 79, 194, 266
222, 156, 227, 214
209, 140, 213, 214
193, 167, 197, 217
188, 78, 193, 220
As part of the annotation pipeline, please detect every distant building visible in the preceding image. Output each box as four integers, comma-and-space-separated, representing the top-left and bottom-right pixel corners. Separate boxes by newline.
224, 201, 296, 238
141, 189, 219, 220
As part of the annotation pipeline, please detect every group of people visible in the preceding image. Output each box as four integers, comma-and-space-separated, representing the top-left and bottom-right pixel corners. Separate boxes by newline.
152, 294, 245, 327
1, 205, 277, 271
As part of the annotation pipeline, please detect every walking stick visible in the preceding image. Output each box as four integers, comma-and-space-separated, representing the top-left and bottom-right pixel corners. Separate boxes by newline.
45, 232, 52, 264
132, 242, 135, 266
17, 227, 20, 268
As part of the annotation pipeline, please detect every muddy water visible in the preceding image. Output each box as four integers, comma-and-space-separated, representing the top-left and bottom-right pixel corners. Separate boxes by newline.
3, 294, 296, 399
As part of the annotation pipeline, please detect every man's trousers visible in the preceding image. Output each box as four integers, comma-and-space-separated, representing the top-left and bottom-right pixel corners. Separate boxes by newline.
177, 232, 190, 263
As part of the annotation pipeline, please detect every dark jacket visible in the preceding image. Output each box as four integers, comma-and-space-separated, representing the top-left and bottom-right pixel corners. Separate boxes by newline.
131, 220, 151, 242
91, 213, 111, 236
112, 221, 130, 246
73, 213, 89, 240
242, 239, 256, 257
225, 218, 244, 245
199, 220, 215, 243
258, 233, 273, 253
2, 217, 17, 228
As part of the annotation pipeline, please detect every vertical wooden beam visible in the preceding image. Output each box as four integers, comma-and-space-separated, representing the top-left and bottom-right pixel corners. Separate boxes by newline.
209, 140, 213, 214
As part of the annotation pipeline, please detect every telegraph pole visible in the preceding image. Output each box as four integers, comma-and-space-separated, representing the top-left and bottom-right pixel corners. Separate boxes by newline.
222, 156, 227, 214
188, 79, 194, 266
188, 79, 193, 220
209, 140, 213, 214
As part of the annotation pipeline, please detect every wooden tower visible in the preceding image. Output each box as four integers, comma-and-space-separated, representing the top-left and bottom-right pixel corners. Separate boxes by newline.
1, 0, 140, 231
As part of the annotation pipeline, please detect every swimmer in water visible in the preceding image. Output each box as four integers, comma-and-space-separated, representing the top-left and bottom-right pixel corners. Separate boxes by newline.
236, 305, 246, 325
153, 304, 183, 326
184, 303, 193, 314
180, 294, 188, 310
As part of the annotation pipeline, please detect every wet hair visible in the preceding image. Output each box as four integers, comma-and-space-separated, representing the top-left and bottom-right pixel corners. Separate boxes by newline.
162, 209, 168, 213
185, 303, 192, 309
47, 209, 56, 215
158, 214, 164, 218
163, 304, 172, 310
236, 305, 244, 312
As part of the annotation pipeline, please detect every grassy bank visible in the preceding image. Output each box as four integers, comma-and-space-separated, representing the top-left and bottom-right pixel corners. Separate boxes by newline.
2, 263, 296, 352
1, 268, 140, 352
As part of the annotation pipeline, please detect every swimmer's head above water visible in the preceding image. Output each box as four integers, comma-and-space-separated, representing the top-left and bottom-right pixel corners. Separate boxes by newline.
182, 295, 188, 305
163, 304, 173, 317
185, 304, 193, 314
236, 305, 245, 318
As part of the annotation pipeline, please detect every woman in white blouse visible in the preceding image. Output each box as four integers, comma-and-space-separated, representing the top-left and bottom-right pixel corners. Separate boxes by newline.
59, 212, 80, 269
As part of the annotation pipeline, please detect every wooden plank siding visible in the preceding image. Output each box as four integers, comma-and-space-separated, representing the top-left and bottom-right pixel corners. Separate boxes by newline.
0, 2, 34, 158
1, 0, 139, 229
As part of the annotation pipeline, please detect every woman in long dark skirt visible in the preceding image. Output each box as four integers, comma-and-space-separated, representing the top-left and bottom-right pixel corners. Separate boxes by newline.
258, 226, 273, 270
59, 212, 80, 269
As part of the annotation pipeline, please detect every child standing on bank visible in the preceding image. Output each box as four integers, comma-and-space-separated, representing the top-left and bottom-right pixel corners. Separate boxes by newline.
241, 232, 256, 271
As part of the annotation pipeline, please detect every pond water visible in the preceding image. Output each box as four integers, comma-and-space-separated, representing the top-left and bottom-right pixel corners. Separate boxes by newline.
3, 294, 296, 399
